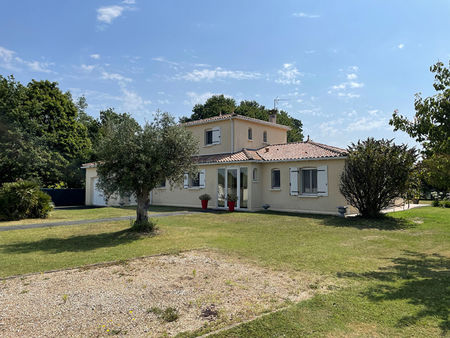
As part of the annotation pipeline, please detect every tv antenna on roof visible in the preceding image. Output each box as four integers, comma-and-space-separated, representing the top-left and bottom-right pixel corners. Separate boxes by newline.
273, 96, 289, 111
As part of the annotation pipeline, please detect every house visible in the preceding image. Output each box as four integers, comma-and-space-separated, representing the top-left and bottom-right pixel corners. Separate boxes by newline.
83, 113, 352, 215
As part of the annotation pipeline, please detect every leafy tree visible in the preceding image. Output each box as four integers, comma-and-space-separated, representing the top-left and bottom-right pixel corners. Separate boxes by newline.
390, 61, 449, 155
181, 95, 303, 142
340, 138, 417, 218
0, 76, 91, 187
96, 113, 198, 229
390, 61, 449, 192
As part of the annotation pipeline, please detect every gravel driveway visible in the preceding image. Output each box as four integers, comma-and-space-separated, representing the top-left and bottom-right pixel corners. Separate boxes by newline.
0, 250, 325, 337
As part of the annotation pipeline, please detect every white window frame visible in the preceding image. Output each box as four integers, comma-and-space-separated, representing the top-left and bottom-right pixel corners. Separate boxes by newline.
184, 170, 206, 189
248, 127, 253, 140
205, 127, 221, 146
263, 131, 268, 143
299, 165, 328, 196
271, 168, 281, 190
252, 168, 258, 182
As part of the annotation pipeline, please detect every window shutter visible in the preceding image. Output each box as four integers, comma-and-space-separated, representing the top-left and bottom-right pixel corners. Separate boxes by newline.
212, 127, 221, 144
183, 173, 189, 188
289, 168, 299, 195
199, 169, 206, 188
317, 165, 328, 196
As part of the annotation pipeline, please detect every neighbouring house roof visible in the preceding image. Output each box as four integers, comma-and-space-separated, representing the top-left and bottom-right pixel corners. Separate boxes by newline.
195, 140, 347, 164
182, 113, 291, 130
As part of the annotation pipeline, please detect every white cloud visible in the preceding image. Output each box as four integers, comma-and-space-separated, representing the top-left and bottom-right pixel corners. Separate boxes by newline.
152, 56, 180, 70
0, 46, 53, 73
101, 71, 132, 83
368, 109, 379, 116
90, 54, 100, 59
349, 65, 359, 72
157, 99, 170, 105
275, 63, 303, 85
97, 5, 124, 23
346, 117, 386, 132
80, 64, 95, 72
338, 92, 360, 98
184, 91, 232, 106
121, 88, 151, 114
179, 67, 261, 81
122, 0, 136, 4
292, 12, 320, 18
349, 81, 364, 88
346, 73, 357, 80
398, 43, 405, 49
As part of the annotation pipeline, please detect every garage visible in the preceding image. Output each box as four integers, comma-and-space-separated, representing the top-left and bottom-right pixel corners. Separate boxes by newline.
92, 177, 107, 206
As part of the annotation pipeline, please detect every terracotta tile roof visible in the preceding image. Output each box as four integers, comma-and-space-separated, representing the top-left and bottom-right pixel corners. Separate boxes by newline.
255, 141, 347, 161
195, 140, 347, 164
182, 113, 291, 130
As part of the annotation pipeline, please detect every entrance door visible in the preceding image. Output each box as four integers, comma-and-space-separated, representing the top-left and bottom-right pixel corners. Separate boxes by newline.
217, 168, 248, 209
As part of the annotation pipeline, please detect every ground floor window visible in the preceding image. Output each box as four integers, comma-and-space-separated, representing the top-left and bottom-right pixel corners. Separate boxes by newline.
271, 169, 280, 189
301, 168, 317, 194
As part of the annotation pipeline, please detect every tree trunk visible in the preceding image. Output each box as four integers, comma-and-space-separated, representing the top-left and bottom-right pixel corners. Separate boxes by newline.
136, 191, 150, 223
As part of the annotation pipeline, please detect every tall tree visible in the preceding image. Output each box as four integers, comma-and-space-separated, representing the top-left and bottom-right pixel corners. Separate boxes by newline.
340, 138, 417, 218
96, 113, 198, 229
390, 60, 450, 192
181, 95, 303, 142
0, 76, 91, 187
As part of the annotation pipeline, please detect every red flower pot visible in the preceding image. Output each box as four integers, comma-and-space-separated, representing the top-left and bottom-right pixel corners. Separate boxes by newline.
201, 200, 209, 209
227, 201, 235, 212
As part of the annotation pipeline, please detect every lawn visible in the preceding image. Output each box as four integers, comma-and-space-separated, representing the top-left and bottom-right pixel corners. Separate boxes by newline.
0, 205, 198, 227
0, 206, 448, 336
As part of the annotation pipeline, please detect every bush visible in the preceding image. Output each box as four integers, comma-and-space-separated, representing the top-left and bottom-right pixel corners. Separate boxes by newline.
339, 138, 417, 218
0, 180, 53, 221
432, 199, 440, 207
131, 219, 156, 233
440, 200, 450, 208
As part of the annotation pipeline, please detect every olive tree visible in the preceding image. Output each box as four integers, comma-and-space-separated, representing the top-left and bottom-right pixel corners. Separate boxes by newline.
339, 138, 417, 218
96, 112, 198, 230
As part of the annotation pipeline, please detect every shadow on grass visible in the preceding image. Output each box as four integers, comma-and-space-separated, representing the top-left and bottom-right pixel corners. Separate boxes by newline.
1, 229, 144, 254
338, 251, 449, 335
253, 210, 414, 230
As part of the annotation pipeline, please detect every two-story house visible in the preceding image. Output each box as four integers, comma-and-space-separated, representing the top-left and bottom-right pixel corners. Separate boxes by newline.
83, 113, 350, 215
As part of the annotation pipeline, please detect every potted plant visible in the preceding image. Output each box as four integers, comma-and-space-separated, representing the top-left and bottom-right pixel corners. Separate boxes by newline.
227, 193, 238, 212
199, 194, 211, 210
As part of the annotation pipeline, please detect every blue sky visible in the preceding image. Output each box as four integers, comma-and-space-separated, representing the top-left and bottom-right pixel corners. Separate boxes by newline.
1, 0, 449, 148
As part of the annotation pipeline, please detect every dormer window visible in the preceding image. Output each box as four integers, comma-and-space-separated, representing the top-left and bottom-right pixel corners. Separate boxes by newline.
263, 131, 267, 143
248, 128, 252, 140
205, 127, 221, 145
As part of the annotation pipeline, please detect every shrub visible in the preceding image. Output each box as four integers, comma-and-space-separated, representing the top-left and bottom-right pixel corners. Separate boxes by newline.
339, 138, 417, 218
227, 193, 238, 203
199, 193, 211, 201
432, 199, 440, 207
440, 200, 450, 208
0, 180, 53, 221
131, 219, 156, 233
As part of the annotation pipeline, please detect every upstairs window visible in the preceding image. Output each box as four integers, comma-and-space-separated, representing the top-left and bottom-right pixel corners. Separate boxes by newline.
271, 169, 280, 189
252, 168, 258, 181
248, 128, 253, 140
205, 127, 221, 145
263, 131, 267, 143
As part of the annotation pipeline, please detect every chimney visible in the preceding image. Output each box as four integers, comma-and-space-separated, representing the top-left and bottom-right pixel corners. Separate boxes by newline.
269, 111, 277, 124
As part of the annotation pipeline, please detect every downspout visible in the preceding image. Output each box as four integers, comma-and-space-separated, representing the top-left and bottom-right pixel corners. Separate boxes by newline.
230, 117, 235, 153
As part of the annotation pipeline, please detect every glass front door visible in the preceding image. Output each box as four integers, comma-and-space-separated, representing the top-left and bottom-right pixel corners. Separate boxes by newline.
217, 167, 248, 209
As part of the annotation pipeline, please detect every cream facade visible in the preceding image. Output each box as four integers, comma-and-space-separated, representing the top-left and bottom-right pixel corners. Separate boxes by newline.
83, 113, 351, 215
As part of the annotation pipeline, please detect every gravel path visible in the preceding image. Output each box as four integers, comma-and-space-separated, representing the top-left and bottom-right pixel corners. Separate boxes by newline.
0, 250, 324, 337
0, 211, 200, 232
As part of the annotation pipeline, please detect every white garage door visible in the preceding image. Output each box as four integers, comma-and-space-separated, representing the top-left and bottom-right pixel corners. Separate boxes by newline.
92, 177, 107, 206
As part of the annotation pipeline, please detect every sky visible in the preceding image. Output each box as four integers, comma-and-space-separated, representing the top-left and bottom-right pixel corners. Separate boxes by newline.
1, 0, 450, 149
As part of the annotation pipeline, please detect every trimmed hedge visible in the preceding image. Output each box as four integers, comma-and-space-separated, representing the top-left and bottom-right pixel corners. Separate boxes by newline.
0, 181, 53, 221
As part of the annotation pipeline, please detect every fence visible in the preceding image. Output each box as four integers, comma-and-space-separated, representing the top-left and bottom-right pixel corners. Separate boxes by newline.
42, 188, 85, 206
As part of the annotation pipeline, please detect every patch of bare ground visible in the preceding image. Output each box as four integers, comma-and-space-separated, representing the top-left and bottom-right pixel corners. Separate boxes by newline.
0, 250, 331, 337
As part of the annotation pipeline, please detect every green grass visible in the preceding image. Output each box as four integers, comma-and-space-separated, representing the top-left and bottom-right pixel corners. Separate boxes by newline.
0, 205, 199, 226
0, 206, 448, 336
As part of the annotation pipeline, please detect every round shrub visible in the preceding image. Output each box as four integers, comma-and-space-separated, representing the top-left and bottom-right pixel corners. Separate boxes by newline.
0, 180, 53, 221
432, 199, 440, 207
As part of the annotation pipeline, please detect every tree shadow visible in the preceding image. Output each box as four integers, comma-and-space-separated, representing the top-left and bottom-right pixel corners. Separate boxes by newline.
1, 229, 144, 254
321, 214, 414, 230
337, 251, 449, 334
253, 210, 414, 230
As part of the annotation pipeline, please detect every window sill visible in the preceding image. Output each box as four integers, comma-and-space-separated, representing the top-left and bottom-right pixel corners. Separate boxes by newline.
204, 143, 220, 148
298, 194, 319, 198
269, 188, 281, 191
186, 186, 204, 190
155, 187, 166, 190
252, 180, 259, 183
